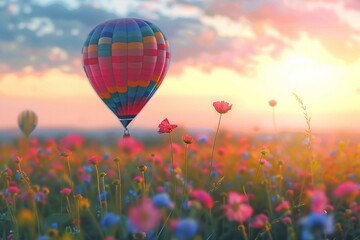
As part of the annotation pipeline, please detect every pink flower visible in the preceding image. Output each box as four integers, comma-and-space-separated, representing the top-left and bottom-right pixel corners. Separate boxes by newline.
118, 137, 143, 154
275, 200, 290, 212
60, 188, 72, 196
60, 134, 84, 150
311, 190, 328, 214
286, 189, 294, 197
334, 181, 359, 200
3, 168, 13, 176
128, 198, 162, 232
238, 166, 247, 173
251, 214, 269, 229
158, 118, 177, 134
213, 101, 232, 114
147, 153, 163, 165
281, 216, 292, 224
268, 99, 277, 107
13, 156, 22, 164
223, 192, 253, 223
133, 175, 144, 183
182, 135, 194, 144
7, 186, 20, 194
190, 190, 213, 209
88, 156, 100, 165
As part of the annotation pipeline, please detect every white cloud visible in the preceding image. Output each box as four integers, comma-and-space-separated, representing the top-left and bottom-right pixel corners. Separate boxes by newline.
18, 17, 55, 36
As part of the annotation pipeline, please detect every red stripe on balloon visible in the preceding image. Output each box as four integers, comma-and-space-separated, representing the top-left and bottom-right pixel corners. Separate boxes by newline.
144, 49, 158, 56
158, 44, 166, 50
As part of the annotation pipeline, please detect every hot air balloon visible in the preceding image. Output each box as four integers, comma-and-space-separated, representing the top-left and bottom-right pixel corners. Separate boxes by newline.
18, 110, 38, 137
82, 18, 171, 136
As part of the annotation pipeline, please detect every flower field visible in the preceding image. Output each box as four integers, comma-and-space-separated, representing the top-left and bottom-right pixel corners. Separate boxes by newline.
1, 102, 360, 240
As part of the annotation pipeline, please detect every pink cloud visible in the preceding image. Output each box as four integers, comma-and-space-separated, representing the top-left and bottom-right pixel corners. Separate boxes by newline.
207, 1, 360, 63
195, 29, 217, 45
344, 0, 360, 11
171, 34, 288, 76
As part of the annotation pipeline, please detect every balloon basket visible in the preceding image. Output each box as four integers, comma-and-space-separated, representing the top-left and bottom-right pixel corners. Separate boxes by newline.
123, 128, 130, 138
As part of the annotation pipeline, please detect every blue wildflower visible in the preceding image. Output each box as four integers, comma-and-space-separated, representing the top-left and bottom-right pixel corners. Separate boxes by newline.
300, 213, 334, 240
198, 135, 209, 143
51, 223, 58, 229
98, 191, 108, 201
242, 152, 250, 160
153, 193, 174, 209
103, 153, 110, 160
211, 170, 218, 178
129, 189, 137, 198
82, 166, 93, 173
182, 200, 190, 210
173, 218, 198, 240
126, 219, 138, 233
37, 236, 50, 240
101, 213, 121, 229
125, 196, 130, 204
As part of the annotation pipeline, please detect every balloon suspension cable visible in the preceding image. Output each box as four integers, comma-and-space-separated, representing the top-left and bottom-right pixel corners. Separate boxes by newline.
123, 128, 130, 138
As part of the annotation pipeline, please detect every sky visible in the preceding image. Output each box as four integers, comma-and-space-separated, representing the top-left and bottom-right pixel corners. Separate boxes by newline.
1, 0, 360, 133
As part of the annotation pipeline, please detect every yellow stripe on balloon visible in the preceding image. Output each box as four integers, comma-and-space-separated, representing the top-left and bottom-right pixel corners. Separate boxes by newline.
143, 36, 156, 43
112, 43, 127, 50
128, 43, 143, 49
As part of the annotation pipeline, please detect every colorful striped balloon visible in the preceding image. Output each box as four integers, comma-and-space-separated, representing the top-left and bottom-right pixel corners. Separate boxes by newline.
18, 110, 38, 137
82, 18, 171, 135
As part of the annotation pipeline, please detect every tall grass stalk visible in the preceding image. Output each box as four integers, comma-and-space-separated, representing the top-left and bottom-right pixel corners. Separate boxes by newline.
100, 172, 108, 213
65, 155, 73, 190
94, 165, 102, 211
259, 151, 274, 219
114, 158, 122, 215
293, 92, 314, 216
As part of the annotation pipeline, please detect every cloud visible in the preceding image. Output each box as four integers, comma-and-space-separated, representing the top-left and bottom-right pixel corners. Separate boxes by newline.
1, 0, 359, 78
0, 1, 118, 74
206, 0, 360, 63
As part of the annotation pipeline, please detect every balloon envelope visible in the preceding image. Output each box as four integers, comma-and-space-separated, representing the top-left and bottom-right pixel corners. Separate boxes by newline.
82, 18, 171, 129
18, 110, 38, 137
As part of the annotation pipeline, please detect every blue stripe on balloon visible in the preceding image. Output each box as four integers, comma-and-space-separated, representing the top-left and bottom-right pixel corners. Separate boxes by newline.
98, 44, 111, 57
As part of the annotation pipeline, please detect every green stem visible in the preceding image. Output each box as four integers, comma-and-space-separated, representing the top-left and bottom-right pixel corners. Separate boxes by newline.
183, 144, 188, 200
66, 157, 73, 189
33, 199, 41, 235
65, 195, 73, 215
116, 162, 123, 215
239, 224, 248, 240
115, 184, 119, 214
210, 113, 222, 173
94, 165, 102, 211
142, 171, 146, 198
259, 154, 274, 219
168, 132, 176, 202
156, 210, 173, 239
266, 228, 274, 240
86, 209, 105, 239
101, 176, 108, 213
